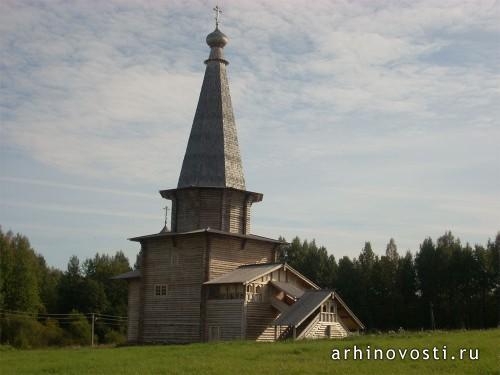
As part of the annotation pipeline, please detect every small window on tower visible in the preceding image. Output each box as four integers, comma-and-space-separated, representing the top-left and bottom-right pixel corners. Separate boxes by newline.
154, 284, 168, 297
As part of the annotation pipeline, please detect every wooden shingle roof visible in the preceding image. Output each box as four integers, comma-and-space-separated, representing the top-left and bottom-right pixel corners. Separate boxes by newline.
177, 26, 245, 190
273, 290, 366, 330
203, 262, 320, 289
273, 290, 332, 327
204, 263, 282, 285
129, 228, 283, 243
111, 269, 141, 280
270, 280, 305, 299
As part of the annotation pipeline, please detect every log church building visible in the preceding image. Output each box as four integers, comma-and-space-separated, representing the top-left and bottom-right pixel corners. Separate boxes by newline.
113, 10, 364, 343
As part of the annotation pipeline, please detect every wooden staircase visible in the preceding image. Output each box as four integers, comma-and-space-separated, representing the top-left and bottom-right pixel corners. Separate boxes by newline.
304, 321, 348, 339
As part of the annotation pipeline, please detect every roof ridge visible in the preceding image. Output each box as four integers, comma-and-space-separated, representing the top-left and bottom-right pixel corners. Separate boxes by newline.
238, 262, 283, 268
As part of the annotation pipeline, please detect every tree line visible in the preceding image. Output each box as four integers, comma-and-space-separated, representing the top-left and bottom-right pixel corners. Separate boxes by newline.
0, 227, 131, 348
279, 231, 500, 331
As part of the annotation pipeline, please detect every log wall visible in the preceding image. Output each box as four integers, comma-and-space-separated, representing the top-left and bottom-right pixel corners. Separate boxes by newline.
171, 188, 254, 234
206, 299, 244, 340
140, 235, 206, 343
245, 302, 280, 341
127, 279, 140, 343
208, 236, 275, 280
305, 321, 348, 339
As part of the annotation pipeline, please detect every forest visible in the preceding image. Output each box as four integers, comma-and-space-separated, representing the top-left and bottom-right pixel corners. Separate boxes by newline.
278, 232, 500, 331
0, 226, 499, 348
0, 227, 131, 348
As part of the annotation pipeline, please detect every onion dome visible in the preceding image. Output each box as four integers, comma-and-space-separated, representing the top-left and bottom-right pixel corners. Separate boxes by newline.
206, 27, 228, 48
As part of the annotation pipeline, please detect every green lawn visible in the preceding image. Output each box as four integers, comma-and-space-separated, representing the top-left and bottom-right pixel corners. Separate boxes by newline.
1, 329, 499, 374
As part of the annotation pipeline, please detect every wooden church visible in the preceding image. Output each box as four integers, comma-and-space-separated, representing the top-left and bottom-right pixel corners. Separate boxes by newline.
113, 15, 364, 343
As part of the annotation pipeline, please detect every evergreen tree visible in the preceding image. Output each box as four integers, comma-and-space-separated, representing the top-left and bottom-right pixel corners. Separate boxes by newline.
397, 251, 419, 328
415, 237, 438, 329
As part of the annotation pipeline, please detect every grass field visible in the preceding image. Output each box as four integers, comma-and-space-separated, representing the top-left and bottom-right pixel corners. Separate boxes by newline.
1, 329, 499, 374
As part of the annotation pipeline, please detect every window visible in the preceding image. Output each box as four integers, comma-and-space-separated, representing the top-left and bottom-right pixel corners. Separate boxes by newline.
320, 301, 336, 322
154, 284, 168, 297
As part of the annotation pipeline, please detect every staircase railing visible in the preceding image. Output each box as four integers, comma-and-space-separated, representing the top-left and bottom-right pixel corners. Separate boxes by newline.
278, 325, 293, 340
297, 312, 320, 340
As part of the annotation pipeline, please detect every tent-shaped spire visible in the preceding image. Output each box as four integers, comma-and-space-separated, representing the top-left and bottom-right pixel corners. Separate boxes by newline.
177, 26, 245, 190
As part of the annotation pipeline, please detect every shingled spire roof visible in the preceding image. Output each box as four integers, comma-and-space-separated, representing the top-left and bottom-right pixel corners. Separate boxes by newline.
177, 26, 246, 190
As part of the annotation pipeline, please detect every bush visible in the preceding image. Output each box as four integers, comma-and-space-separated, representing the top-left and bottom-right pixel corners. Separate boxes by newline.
65, 313, 91, 346
103, 330, 126, 346
0, 316, 45, 349
43, 319, 65, 346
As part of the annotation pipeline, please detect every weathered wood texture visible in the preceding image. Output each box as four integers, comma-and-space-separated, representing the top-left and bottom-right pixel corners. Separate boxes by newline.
140, 235, 206, 343
270, 268, 313, 290
177, 45, 245, 191
305, 321, 348, 339
134, 232, 277, 343
172, 188, 255, 234
209, 236, 275, 280
127, 279, 140, 342
245, 302, 280, 341
206, 299, 244, 340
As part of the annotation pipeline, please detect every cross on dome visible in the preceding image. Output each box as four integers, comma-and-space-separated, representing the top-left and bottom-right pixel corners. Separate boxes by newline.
213, 5, 222, 28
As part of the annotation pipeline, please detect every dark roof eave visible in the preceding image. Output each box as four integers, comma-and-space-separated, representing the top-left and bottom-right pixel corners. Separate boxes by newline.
159, 186, 263, 202
129, 228, 284, 244
111, 270, 141, 280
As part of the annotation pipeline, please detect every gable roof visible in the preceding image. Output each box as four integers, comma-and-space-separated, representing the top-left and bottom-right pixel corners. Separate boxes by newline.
111, 270, 141, 280
273, 289, 365, 330
333, 292, 365, 330
270, 280, 305, 299
273, 290, 332, 327
204, 263, 282, 285
203, 262, 319, 289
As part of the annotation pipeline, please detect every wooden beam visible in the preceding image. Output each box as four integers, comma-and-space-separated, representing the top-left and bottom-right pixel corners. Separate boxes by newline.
137, 241, 147, 343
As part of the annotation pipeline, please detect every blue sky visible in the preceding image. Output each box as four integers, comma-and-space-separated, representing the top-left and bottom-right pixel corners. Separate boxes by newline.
1, 0, 499, 269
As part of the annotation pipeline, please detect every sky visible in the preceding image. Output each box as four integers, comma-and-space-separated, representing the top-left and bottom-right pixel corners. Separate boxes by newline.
1, 0, 499, 270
